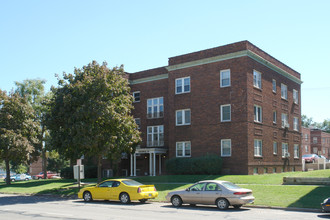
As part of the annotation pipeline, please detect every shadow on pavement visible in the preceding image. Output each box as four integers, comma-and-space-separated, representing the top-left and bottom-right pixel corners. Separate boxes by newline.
317, 214, 330, 219
73, 199, 153, 206
161, 204, 250, 212
0, 194, 69, 206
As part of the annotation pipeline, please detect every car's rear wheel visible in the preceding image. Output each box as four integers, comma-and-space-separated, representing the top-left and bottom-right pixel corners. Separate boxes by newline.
139, 199, 148, 203
233, 205, 242, 209
216, 198, 229, 210
83, 191, 93, 202
11, 179, 15, 182
171, 195, 183, 207
25, 178, 29, 181
119, 192, 130, 204
38, 177, 42, 180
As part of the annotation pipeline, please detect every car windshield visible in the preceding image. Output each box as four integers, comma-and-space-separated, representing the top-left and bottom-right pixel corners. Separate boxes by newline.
221, 182, 242, 190
122, 180, 143, 186
303, 154, 313, 157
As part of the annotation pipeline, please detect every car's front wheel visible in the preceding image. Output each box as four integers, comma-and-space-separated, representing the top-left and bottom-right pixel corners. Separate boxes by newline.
216, 198, 229, 210
119, 192, 130, 204
83, 191, 93, 202
171, 195, 183, 207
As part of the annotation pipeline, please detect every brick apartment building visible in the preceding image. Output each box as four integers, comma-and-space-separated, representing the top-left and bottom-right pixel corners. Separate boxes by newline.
310, 129, 330, 158
121, 41, 303, 176
301, 127, 311, 155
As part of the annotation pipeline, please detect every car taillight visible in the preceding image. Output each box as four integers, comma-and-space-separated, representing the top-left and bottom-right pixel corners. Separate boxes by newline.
234, 192, 248, 195
137, 187, 142, 193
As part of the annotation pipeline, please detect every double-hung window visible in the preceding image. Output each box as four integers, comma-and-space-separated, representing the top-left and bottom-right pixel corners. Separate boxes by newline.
254, 139, 262, 157
273, 142, 278, 155
272, 79, 276, 93
281, 113, 289, 128
147, 97, 164, 118
221, 139, 231, 157
221, 104, 231, 122
282, 143, 289, 158
220, 69, 230, 87
176, 109, 191, 126
293, 117, 299, 131
293, 89, 298, 104
294, 144, 299, 158
176, 141, 191, 157
254, 105, 262, 123
134, 118, 141, 129
176, 77, 190, 94
133, 91, 140, 102
281, 84, 288, 100
147, 125, 164, 147
253, 70, 262, 89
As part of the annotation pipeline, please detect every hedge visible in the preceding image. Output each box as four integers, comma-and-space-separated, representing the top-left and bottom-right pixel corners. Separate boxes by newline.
60, 165, 97, 179
165, 154, 223, 175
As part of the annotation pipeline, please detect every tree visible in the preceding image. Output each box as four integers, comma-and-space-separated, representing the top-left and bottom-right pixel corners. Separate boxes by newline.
15, 79, 52, 179
320, 119, 330, 133
0, 90, 40, 185
301, 115, 313, 127
46, 61, 141, 183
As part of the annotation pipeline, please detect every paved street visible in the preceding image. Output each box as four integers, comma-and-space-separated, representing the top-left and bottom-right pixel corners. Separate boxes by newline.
0, 194, 328, 220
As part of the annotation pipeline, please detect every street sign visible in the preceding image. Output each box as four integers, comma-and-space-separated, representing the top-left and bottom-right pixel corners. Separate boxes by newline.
73, 165, 84, 179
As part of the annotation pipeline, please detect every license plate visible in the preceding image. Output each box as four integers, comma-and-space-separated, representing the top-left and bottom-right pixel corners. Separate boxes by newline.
149, 194, 152, 197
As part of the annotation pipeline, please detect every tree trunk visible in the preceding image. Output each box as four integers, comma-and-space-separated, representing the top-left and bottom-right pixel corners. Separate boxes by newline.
97, 155, 102, 183
5, 159, 11, 185
42, 147, 47, 179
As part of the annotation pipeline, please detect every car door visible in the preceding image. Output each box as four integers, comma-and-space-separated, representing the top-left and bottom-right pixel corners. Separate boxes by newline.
182, 182, 206, 204
201, 182, 222, 204
93, 181, 114, 200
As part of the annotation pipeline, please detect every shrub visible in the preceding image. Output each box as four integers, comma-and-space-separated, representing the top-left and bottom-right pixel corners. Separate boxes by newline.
165, 154, 222, 175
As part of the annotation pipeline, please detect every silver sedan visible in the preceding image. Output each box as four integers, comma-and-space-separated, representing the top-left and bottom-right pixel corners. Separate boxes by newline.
165, 180, 255, 210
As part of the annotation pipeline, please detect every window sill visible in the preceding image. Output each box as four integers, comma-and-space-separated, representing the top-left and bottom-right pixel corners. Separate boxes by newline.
254, 156, 263, 158
220, 85, 231, 88
175, 91, 190, 95
221, 120, 231, 123
176, 124, 191, 126
281, 98, 288, 102
253, 86, 262, 91
254, 121, 262, 124
221, 155, 231, 157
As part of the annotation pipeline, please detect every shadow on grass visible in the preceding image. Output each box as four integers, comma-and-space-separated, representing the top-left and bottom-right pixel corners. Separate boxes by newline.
0, 179, 75, 189
288, 186, 330, 209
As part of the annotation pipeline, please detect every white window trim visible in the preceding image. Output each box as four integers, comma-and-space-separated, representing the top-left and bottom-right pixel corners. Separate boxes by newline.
293, 89, 298, 104
147, 97, 164, 119
254, 139, 262, 157
176, 141, 191, 157
282, 143, 289, 158
133, 91, 140, 103
221, 139, 231, 157
273, 110, 277, 124
281, 113, 289, 128
272, 79, 276, 93
220, 104, 231, 122
281, 83, 288, 100
273, 141, 278, 155
175, 77, 190, 94
254, 105, 262, 123
220, 69, 231, 88
253, 70, 262, 89
176, 109, 191, 126
147, 125, 164, 147
293, 117, 299, 131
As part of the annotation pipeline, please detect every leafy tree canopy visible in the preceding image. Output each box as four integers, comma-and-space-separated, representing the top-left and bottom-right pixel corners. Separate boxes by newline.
46, 61, 141, 182
0, 90, 40, 184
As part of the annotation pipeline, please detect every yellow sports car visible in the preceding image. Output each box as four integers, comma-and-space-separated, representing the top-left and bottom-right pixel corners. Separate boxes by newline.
77, 179, 158, 203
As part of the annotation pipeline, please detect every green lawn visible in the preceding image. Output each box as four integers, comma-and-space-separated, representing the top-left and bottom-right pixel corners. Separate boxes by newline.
1, 169, 329, 209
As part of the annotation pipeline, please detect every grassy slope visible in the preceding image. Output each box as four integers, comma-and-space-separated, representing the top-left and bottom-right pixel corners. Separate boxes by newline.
0, 170, 329, 209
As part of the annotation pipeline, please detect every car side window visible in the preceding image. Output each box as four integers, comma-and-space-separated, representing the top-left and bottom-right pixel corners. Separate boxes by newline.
99, 181, 114, 187
112, 181, 120, 187
205, 183, 221, 191
190, 183, 206, 191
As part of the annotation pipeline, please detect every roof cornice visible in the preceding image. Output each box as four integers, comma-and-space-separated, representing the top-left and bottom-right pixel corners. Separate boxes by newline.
166, 50, 303, 85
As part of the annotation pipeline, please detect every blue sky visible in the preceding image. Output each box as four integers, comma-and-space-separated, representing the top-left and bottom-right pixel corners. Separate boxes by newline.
1, 0, 329, 122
